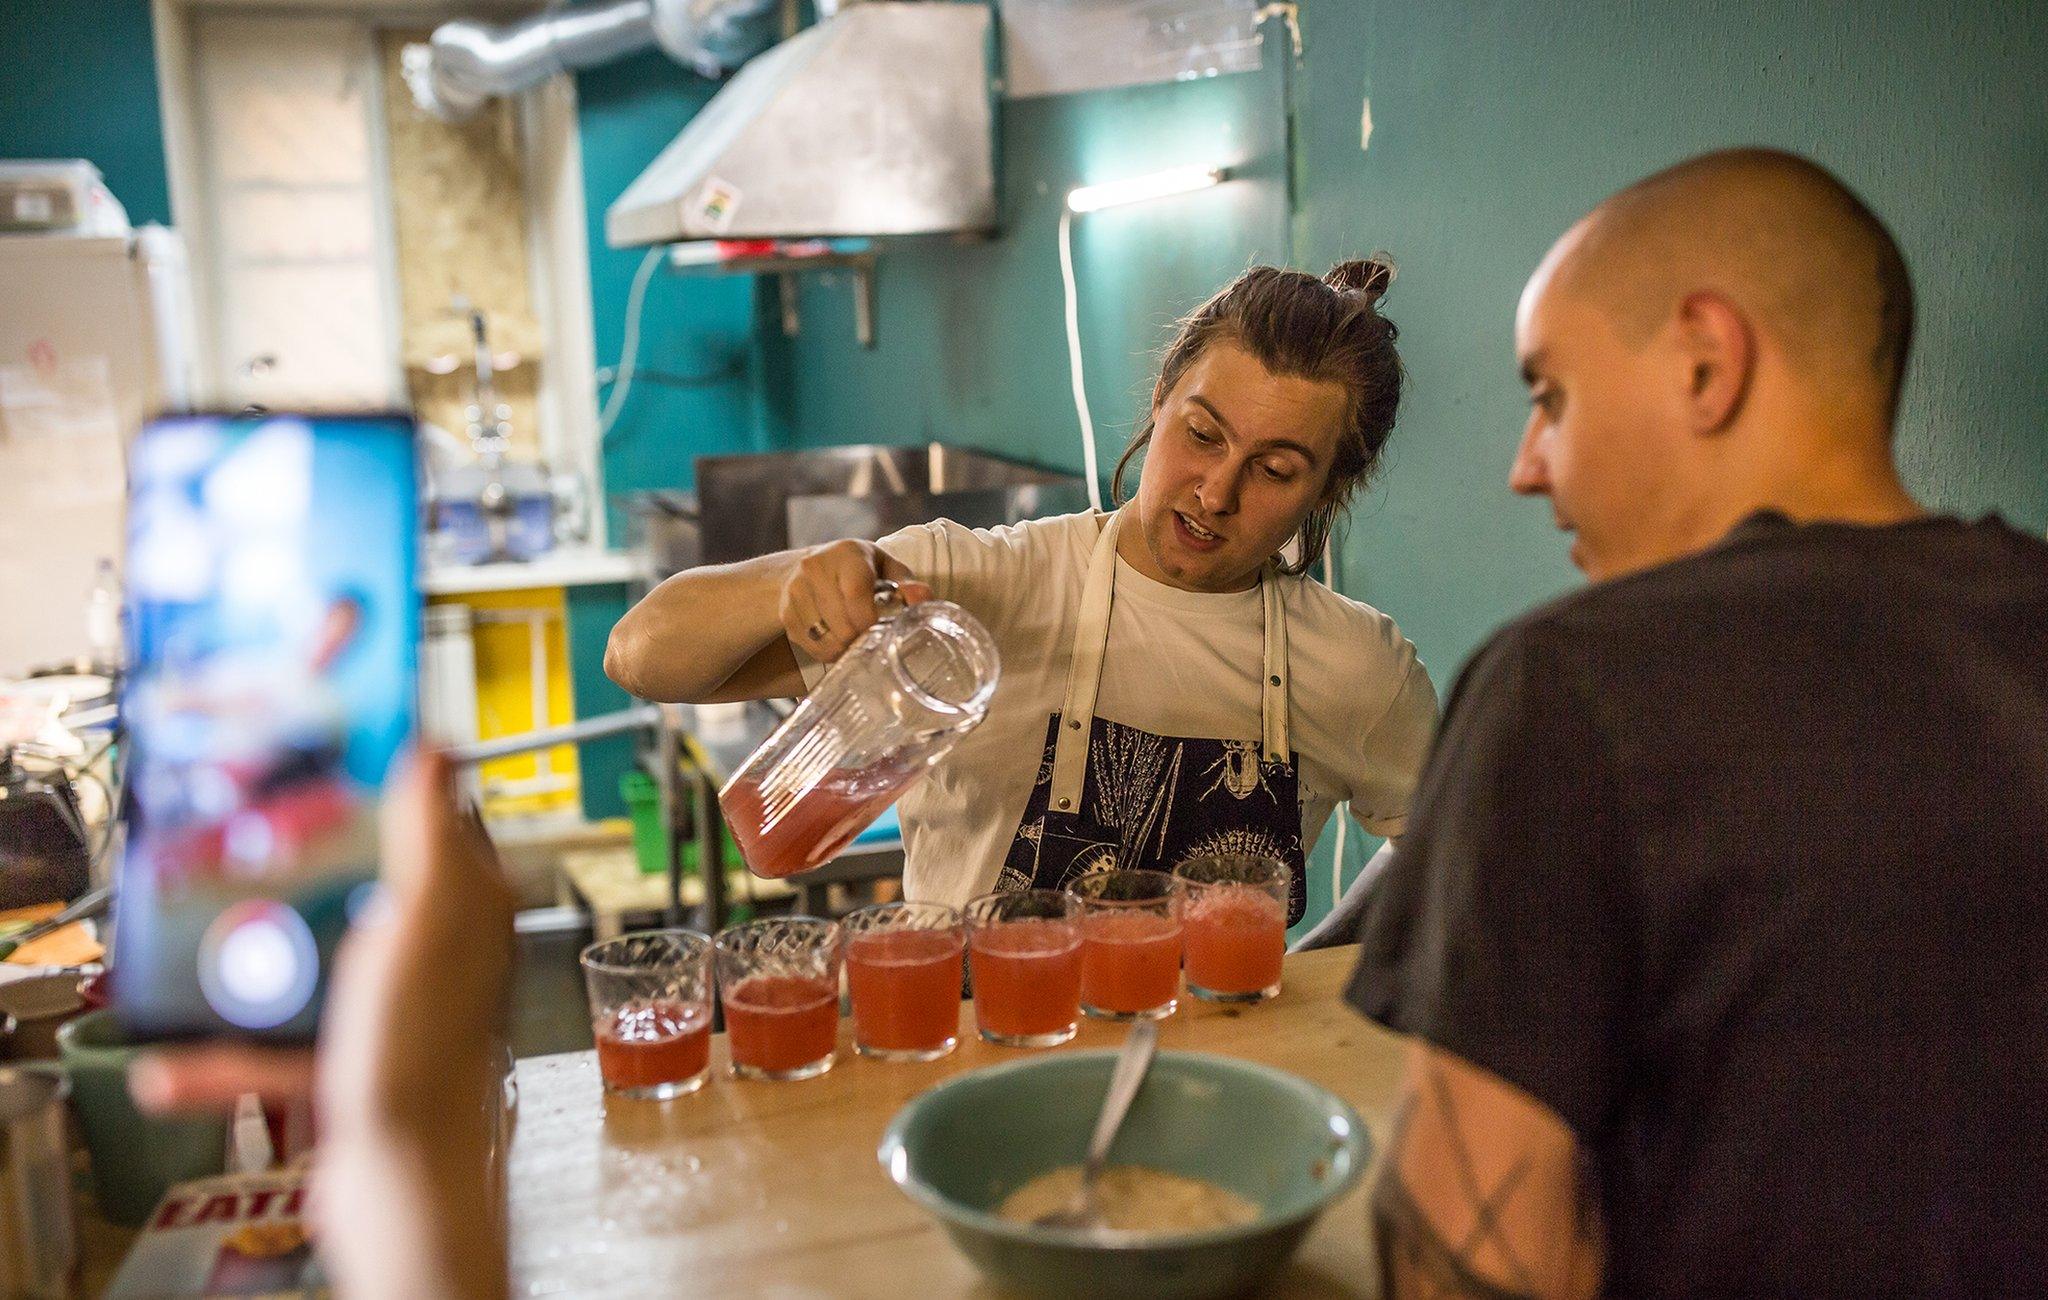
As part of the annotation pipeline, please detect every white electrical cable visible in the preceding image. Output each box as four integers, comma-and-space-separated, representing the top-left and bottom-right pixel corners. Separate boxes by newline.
1058, 208, 1105, 513
598, 246, 666, 443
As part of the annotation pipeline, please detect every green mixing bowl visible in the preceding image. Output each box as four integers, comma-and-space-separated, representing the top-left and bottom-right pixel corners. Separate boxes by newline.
878, 1050, 1369, 1298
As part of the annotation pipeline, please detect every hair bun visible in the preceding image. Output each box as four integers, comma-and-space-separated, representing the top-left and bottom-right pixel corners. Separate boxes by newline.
1325, 255, 1395, 305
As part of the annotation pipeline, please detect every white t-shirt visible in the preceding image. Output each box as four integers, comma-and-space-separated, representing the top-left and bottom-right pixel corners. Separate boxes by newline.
802, 510, 1439, 909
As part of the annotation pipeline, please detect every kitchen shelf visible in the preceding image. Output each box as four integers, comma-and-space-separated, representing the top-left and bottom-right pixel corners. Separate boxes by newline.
666, 244, 880, 349
422, 548, 647, 596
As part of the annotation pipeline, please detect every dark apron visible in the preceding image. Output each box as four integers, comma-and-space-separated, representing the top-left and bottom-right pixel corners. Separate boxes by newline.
995, 511, 1308, 924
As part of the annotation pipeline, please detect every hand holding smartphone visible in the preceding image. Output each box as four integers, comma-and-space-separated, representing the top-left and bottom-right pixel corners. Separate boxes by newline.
114, 413, 419, 1042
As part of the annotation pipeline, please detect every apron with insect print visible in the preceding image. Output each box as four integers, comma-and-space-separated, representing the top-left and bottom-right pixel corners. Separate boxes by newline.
996, 511, 1309, 924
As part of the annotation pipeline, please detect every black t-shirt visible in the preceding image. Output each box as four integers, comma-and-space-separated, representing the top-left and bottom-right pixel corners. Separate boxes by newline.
1348, 513, 2048, 1298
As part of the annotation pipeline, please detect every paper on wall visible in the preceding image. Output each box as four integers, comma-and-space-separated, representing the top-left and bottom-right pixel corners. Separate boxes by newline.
0, 354, 127, 509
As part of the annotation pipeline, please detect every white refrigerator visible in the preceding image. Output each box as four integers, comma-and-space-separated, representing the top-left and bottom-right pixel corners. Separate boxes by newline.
0, 227, 194, 675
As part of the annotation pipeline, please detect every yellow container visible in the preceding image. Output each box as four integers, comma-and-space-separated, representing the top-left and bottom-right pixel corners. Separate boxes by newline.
430, 587, 580, 817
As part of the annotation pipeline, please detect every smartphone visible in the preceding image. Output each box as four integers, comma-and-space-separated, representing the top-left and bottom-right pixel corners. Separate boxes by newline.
114, 412, 419, 1041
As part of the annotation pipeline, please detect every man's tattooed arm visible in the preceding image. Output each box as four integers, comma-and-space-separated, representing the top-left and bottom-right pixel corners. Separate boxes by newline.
1371, 1043, 1603, 1300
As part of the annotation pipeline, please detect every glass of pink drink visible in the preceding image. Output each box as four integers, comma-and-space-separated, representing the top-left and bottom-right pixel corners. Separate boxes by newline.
581, 929, 715, 1100
1175, 855, 1288, 1004
715, 917, 843, 1081
841, 901, 965, 1061
965, 890, 1083, 1047
1069, 869, 1184, 1021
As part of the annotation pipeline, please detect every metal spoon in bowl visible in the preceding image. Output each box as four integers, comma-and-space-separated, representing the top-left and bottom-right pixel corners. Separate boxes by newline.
1033, 1019, 1159, 1231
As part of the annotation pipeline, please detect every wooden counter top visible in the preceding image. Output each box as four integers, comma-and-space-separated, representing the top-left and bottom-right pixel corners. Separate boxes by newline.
507, 945, 1403, 1297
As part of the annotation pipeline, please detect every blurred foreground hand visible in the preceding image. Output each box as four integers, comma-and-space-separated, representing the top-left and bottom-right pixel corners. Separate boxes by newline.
132, 750, 515, 1300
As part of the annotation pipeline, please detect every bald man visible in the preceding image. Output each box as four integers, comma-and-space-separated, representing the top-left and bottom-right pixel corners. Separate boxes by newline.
1348, 149, 2048, 1298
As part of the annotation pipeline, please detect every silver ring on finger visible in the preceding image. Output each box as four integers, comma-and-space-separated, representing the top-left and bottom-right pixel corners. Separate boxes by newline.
806, 619, 830, 642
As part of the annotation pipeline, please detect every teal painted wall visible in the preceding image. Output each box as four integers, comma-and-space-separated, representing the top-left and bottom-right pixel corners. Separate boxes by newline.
10, 3, 2043, 912
570, 50, 769, 815
755, 68, 1293, 466
724, 0, 2048, 928
576, 50, 763, 519
0, 2, 170, 225
1296, 0, 2048, 684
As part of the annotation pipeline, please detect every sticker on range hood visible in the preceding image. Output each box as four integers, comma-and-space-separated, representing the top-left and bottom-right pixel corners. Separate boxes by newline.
697, 179, 743, 234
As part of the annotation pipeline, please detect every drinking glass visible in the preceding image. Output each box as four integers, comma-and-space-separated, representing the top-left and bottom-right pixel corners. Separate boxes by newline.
581, 929, 715, 1100
965, 890, 1083, 1047
715, 917, 843, 1081
1174, 855, 1288, 1004
1069, 869, 1183, 1021
842, 901, 965, 1061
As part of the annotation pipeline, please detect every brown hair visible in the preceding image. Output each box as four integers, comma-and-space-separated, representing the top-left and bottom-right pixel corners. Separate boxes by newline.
1111, 258, 1405, 575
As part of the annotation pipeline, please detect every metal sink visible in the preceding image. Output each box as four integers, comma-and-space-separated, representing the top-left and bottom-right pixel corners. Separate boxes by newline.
693, 444, 1090, 566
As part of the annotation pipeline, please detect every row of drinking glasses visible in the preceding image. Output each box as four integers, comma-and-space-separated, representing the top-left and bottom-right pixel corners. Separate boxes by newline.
579, 854, 1290, 1100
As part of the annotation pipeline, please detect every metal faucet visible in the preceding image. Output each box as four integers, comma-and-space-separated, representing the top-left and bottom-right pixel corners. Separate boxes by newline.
462, 307, 517, 559
465, 307, 513, 468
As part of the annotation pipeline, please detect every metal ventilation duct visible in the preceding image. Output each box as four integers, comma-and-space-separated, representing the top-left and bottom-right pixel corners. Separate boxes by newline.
605, 2, 994, 246
402, 0, 779, 122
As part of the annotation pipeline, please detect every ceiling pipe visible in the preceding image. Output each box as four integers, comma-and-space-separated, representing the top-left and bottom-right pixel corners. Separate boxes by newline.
650, 0, 783, 76
403, 0, 780, 122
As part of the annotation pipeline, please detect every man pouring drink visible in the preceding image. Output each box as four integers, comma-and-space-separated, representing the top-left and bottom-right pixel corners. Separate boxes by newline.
606, 259, 1439, 923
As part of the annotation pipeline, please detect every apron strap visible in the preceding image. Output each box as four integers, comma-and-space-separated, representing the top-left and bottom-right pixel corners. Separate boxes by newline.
1048, 511, 1293, 812
1048, 512, 1122, 812
1261, 565, 1290, 763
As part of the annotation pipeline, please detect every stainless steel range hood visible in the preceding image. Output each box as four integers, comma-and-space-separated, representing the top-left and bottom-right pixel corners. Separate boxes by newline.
605, 2, 995, 248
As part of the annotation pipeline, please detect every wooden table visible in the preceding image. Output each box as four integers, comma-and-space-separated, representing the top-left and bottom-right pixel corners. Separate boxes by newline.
508, 946, 1404, 1297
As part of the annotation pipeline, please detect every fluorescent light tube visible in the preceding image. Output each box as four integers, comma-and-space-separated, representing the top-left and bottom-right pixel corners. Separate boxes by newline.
1065, 165, 1226, 214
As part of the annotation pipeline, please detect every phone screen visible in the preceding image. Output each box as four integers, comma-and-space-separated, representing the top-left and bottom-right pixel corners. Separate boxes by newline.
115, 413, 418, 1040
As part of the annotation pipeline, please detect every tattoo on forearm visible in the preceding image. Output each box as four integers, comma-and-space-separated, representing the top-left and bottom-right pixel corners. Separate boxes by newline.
1372, 1061, 1545, 1300
1427, 1062, 1539, 1290
1375, 1172, 1543, 1300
